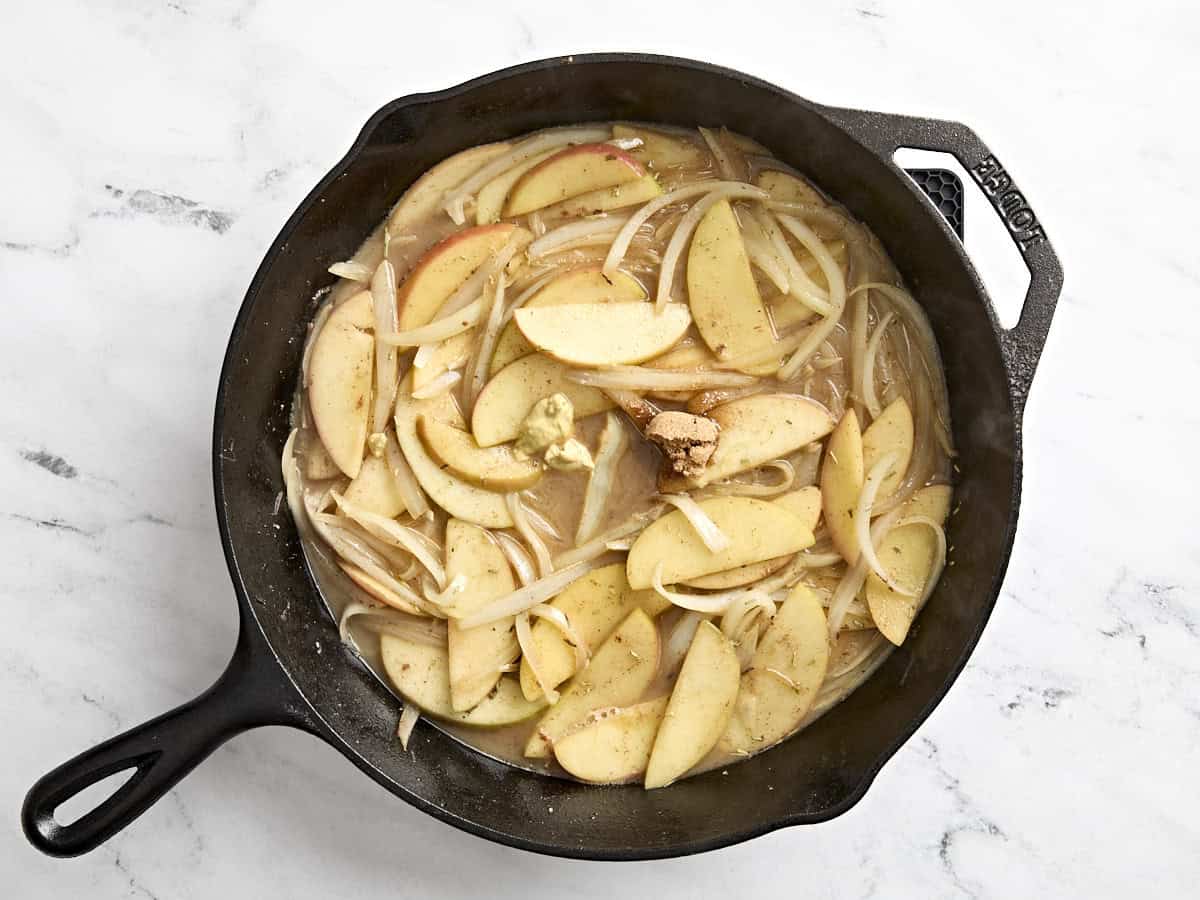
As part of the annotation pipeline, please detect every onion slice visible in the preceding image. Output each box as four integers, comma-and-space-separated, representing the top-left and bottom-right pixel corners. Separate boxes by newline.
328, 260, 373, 282
495, 532, 537, 586
370, 259, 400, 433
528, 603, 589, 669
656, 186, 769, 311
462, 271, 507, 414
891, 514, 949, 612
378, 298, 483, 347
441, 127, 611, 224
862, 311, 895, 419
775, 214, 849, 381
397, 703, 420, 750
410, 370, 462, 400
567, 366, 755, 392
662, 611, 706, 676
506, 493, 554, 578
455, 558, 605, 628
659, 493, 731, 552
554, 510, 664, 569
383, 436, 430, 519
330, 492, 447, 588
603, 181, 765, 277
575, 413, 628, 545
528, 215, 630, 259
826, 506, 904, 637
516, 611, 559, 704
854, 452, 912, 595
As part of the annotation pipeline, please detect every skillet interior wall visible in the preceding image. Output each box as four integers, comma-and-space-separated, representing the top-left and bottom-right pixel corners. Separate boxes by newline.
215, 57, 1018, 856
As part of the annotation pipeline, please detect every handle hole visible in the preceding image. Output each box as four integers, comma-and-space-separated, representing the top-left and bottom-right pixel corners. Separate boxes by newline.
894, 148, 1030, 329
54, 766, 139, 828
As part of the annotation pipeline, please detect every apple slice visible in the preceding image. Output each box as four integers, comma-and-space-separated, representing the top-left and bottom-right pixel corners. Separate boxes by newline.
503, 143, 645, 217
339, 562, 425, 617
411, 330, 473, 393
644, 621, 739, 788
524, 608, 660, 758
308, 291, 375, 479
380, 633, 544, 726
663, 393, 835, 490
821, 410, 864, 563
612, 124, 706, 170
553, 696, 669, 784
519, 563, 669, 702
717, 584, 830, 756
681, 555, 792, 590
755, 168, 827, 207
865, 520, 940, 646
513, 302, 691, 367
394, 388, 513, 528
387, 142, 512, 235
341, 435, 406, 518
475, 149, 559, 225
445, 519, 520, 710
490, 266, 646, 375
687, 198, 777, 374
540, 174, 663, 219
726, 131, 771, 155
774, 485, 822, 531
626, 497, 814, 590
396, 223, 522, 330
861, 398, 913, 503
300, 429, 343, 480
906, 484, 953, 524
471, 354, 613, 448
417, 416, 542, 491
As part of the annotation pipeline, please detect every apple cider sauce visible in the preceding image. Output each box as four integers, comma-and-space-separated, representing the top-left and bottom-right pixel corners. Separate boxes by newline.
282, 122, 955, 787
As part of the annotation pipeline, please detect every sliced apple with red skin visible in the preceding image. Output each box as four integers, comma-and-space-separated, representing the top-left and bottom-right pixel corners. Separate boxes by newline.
471, 354, 613, 448
475, 149, 559, 225
387, 142, 512, 236
394, 381, 512, 528
446, 519, 520, 710
645, 621, 739, 788
503, 143, 645, 217
861, 398, 914, 503
417, 416, 542, 491
687, 198, 778, 375
339, 562, 425, 617
717, 583, 830, 756
513, 302, 691, 367
490, 266, 646, 375
539, 174, 663, 220
821, 410, 865, 564
524, 608, 660, 758
396, 223, 523, 331
553, 696, 669, 784
307, 291, 374, 478
662, 393, 835, 491
612, 125, 706, 170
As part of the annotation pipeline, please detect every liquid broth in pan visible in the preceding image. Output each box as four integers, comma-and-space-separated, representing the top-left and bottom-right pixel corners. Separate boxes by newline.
283, 122, 954, 787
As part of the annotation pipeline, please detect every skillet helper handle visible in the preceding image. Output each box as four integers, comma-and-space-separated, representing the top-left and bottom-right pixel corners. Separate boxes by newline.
822, 107, 1064, 418
22, 627, 316, 857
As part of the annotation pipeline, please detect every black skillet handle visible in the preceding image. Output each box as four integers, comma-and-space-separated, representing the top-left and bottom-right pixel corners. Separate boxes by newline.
22, 625, 319, 857
821, 107, 1064, 419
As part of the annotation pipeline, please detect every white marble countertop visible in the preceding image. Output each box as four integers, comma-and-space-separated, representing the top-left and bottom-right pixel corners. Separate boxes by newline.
3, 0, 1197, 896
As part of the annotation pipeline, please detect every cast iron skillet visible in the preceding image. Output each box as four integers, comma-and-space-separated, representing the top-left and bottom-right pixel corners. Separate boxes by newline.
23, 54, 1062, 860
